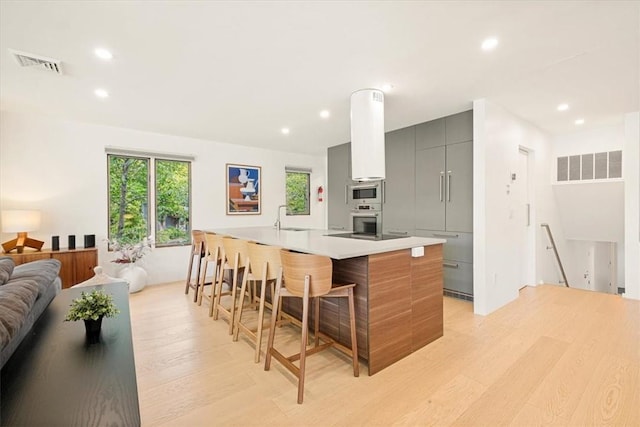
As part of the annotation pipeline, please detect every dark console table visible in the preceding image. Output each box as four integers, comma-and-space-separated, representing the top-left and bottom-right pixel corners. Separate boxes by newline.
1, 282, 140, 426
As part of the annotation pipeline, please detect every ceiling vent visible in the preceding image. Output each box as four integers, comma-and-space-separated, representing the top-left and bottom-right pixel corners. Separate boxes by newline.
9, 49, 63, 75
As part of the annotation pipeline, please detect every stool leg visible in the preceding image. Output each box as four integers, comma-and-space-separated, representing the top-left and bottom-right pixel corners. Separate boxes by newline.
197, 258, 209, 306
228, 256, 240, 335
233, 263, 250, 341
265, 270, 283, 372
185, 248, 195, 295
348, 288, 359, 377
193, 246, 203, 303
314, 297, 320, 347
254, 277, 268, 363
208, 261, 219, 317
297, 275, 311, 404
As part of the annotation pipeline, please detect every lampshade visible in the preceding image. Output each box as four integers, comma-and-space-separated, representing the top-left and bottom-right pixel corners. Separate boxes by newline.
1, 210, 41, 233
350, 88, 385, 181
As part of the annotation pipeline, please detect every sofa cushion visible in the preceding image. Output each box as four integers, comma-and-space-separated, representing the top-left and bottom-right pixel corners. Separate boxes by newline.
0, 257, 14, 286
8, 259, 61, 297
0, 280, 40, 350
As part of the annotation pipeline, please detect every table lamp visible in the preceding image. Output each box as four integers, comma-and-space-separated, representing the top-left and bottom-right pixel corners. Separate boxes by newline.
1, 210, 44, 253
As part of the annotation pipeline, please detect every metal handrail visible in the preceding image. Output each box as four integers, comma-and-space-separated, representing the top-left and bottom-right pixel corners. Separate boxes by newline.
541, 223, 569, 287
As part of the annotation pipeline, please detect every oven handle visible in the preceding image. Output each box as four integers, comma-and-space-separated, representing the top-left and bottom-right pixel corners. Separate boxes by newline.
350, 183, 380, 190
350, 212, 380, 218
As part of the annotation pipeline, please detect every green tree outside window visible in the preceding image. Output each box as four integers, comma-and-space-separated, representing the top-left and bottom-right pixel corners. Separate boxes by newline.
286, 171, 310, 215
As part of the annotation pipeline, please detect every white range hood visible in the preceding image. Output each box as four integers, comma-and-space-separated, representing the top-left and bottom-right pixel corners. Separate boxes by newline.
350, 88, 385, 181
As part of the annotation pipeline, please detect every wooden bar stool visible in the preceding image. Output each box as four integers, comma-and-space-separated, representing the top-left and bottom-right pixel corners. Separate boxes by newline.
264, 250, 359, 404
213, 237, 251, 335
197, 232, 225, 315
184, 230, 206, 303
233, 242, 282, 363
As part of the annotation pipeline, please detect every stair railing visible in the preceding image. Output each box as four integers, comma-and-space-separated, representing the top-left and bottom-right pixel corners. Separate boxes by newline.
541, 223, 569, 287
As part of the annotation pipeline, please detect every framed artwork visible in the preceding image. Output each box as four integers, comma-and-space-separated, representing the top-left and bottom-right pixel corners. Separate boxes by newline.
226, 164, 261, 215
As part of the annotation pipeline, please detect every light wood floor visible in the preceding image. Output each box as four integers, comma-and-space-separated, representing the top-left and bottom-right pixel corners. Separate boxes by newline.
129, 283, 639, 426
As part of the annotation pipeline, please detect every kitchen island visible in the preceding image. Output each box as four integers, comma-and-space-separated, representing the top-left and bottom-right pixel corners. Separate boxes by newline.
209, 227, 445, 375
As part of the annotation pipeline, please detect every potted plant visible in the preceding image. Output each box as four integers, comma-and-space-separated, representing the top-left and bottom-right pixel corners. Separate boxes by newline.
108, 236, 153, 293
65, 289, 120, 343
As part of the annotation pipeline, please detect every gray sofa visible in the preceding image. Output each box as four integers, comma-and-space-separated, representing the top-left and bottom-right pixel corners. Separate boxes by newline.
0, 256, 62, 369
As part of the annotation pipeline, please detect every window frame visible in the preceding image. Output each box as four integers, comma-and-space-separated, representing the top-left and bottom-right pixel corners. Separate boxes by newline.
107, 152, 193, 248
285, 168, 311, 216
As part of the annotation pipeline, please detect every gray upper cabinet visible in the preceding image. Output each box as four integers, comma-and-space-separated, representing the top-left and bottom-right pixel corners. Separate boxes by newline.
415, 118, 445, 150
415, 146, 446, 231
445, 110, 473, 145
383, 126, 416, 236
327, 143, 352, 230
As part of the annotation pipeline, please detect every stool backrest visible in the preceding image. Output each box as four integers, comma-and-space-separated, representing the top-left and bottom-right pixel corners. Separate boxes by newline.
248, 242, 281, 281
279, 250, 332, 297
222, 237, 249, 268
204, 233, 224, 261
191, 230, 206, 255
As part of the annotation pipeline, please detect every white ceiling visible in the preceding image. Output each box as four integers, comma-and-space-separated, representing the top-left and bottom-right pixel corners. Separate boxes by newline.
1, 1, 638, 155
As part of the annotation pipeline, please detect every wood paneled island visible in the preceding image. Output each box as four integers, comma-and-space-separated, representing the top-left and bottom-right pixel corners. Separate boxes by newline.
209, 227, 445, 375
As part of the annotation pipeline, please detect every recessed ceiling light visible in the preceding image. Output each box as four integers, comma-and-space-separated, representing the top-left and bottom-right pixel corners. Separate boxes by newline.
381, 83, 394, 92
319, 110, 330, 119
94, 88, 109, 98
281, 127, 290, 135
557, 103, 569, 111
481, 37, 498, 51
94, 48, 113, 60
575, 118, 585, 125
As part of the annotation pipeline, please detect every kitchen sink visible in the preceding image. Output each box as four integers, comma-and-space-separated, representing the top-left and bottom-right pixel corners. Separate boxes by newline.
278, 227, 308, 231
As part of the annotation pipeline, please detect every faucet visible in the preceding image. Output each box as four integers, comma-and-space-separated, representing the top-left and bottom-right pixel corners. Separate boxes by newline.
275, 205, 287, 230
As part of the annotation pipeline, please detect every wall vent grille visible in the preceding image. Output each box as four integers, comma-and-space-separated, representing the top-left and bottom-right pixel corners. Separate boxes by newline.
9, 49, 62, 75
557, 150, 622, 182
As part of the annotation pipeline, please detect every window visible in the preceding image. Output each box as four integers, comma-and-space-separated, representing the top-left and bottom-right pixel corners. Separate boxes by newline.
285, 168, 310, 215
108, 152, 191, 247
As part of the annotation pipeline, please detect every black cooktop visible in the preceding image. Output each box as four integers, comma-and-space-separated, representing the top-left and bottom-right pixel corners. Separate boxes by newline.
326, 232, 409, 241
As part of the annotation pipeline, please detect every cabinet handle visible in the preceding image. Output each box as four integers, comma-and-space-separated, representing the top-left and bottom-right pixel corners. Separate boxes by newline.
383, 181, 386, 204
433, 233, 459, 238
526, 203, 531, 226
447, 171, 452, 202
439, 172, 444, 202
344, 184, 348, 204
388, 230, 408, 235
443, 262, 459, 269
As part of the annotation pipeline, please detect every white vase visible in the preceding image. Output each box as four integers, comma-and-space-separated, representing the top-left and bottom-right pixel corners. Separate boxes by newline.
118, 264, 147, 293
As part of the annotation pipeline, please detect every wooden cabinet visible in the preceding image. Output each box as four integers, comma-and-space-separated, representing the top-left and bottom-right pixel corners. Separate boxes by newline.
383, 126, 416, 236
327, 143, 353, 231
5, 248, 98, 289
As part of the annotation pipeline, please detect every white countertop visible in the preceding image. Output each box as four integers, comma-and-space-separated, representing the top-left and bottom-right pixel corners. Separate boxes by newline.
206, 227, 445, 259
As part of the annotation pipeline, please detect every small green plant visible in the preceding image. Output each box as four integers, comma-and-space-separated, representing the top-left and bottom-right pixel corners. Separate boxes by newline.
64, 289, 120, 321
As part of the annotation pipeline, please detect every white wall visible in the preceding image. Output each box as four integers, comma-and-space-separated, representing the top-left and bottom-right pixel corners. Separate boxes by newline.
624, 112, 640, 300
473, 99, 562, 315
0, 110, 327, 285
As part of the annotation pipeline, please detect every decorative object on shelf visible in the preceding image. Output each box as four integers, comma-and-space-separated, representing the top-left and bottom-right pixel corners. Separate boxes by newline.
52, 235, 60, 251
109, 236, 153, 293
0, 210, 44, 253
84, 234, 95, 248
73, 266, 122, 288
64, 288, 120, 344
68, 235, 76, 250
226, 163, 261, 215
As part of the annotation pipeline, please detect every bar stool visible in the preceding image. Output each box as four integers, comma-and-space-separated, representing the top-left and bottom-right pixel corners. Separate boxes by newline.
233, 242, 282, 363
184, 229, 206, 303
213, 237, 251, 335
264, 250, 359, 404
197, 232, 225, 315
